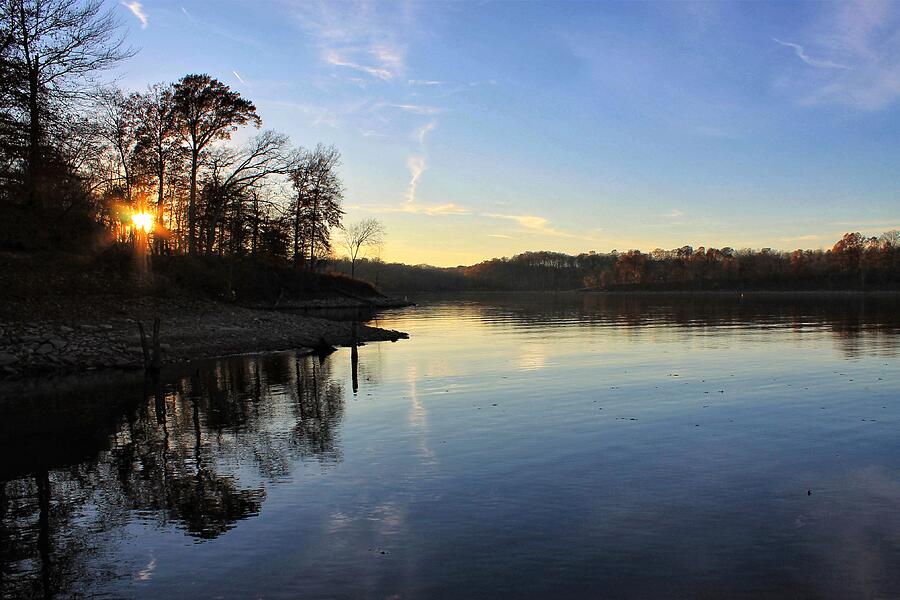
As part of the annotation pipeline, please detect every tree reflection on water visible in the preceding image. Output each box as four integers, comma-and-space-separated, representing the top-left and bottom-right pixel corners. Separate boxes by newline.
0, 351, 343, 598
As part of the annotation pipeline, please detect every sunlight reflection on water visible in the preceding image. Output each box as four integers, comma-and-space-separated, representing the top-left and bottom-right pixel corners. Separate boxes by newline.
1, 293, 899, 599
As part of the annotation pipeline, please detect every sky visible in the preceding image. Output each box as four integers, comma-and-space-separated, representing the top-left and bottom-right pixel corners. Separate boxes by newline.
114, 0, 900, 266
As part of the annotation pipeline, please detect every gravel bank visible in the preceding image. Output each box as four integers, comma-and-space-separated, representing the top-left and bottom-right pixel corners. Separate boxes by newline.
0, 294, 408, 380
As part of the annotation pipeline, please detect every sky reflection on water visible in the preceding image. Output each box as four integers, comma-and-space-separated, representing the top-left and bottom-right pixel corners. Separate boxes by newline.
1, 293, 899, 599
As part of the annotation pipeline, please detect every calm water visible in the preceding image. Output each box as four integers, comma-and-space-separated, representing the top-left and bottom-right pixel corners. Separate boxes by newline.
2, 293, 900, 599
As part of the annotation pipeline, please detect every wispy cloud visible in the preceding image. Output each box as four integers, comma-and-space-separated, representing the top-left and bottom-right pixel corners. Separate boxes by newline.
775, 1, 900, 110
663, 209, 685, 219
388, 103, 443, 115
265, 99, 353, 128
354, 201, 469, 216
404, 155, 426, 205
779, 234, 822, 243
323, 48, 397, 81
773, 38, 850, 70
121, 1, 148, 29
178, 4, 260, 48
482, 213, 578, 238
290, 2, 408, 82
410, 203, 469, 216
412, 121, 436, 143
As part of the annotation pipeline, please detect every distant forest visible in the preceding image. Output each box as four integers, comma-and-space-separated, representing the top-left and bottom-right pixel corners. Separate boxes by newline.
329, 231, 900, 293
1, 1, 897, 298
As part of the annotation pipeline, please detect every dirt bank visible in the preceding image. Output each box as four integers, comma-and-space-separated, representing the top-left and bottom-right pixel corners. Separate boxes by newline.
0, 294, 408, 381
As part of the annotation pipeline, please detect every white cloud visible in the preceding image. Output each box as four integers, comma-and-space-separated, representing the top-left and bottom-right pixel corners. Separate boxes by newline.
412, 121, 436, 143
289, 2, 408, 82
779, 234, 821, 243
354, 201, 469, 216
482, 213, 577, 238
404, 155, 426, 205
775, 1, 900, 110
121, 1, 148, 29
388, 103, 443, 115
773, 38, 850, 70
323, 48, 396, 81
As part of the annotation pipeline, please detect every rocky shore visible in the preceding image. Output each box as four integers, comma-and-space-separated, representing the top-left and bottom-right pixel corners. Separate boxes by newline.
0, 294, 408, 381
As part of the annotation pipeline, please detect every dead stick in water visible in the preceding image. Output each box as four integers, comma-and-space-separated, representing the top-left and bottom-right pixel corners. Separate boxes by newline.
138, 322, 150, 371
152, 317, 161, 372
138, 318, 162, 375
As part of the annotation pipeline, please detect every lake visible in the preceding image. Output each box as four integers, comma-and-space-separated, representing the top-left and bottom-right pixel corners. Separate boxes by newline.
2, 293, 899, 599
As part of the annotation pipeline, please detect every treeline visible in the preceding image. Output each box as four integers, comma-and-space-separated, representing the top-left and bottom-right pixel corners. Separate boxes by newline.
0, 0, 343, 267
330, 232, 900, 293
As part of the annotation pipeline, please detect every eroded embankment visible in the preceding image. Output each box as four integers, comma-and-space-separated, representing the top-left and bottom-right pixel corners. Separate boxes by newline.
0, 294, 407, 381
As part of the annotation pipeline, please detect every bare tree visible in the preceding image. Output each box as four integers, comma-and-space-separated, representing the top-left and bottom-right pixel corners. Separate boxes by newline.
172, 74, 260, 254
340, 218, 384, 278
94, 87, 138, 200
0, 0, 134, 206
881, 230, 900, 249
199, 130, 298, 253
289, 144, 343, 269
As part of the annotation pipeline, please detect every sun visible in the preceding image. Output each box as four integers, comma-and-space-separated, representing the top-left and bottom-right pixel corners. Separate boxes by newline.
131, 211, 154, 233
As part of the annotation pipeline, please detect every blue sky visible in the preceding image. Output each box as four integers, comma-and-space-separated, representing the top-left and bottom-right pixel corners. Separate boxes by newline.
115, 0, 900, 266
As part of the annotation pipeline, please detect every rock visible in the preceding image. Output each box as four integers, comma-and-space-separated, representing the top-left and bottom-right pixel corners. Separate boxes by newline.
35, 343, 54, 355
0, 353, 18, 366
59, 325, 74, 333
100, 324, 113, 331
49, 337, 67, 350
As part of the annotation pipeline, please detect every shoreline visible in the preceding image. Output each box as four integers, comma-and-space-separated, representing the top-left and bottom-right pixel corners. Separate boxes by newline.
0, 294, 409, 382
396, 289, 900, 296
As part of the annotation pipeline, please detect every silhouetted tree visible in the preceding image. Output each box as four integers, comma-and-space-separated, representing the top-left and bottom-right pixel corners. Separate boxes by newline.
199, 130, 298, 254
132, 82, 182, 251
0, 0, 133, 207
172, 74, 260, 254
340, 218, 384, 278
289, 144, 343, 269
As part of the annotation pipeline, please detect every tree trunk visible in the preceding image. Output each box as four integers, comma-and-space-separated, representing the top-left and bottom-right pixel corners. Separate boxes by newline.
309, 196, 318, 271
188, 149, 198, 254
155, 161, 165, 254
26, 64, 41, 207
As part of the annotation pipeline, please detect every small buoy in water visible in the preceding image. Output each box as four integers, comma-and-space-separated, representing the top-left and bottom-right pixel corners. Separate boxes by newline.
807, 490, 812, 496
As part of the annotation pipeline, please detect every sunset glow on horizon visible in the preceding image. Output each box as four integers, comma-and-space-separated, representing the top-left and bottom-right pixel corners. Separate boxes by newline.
114, 1, 900, 266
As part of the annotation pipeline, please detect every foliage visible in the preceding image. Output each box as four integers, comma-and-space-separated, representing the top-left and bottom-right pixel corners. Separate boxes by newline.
330, 233, 900, 293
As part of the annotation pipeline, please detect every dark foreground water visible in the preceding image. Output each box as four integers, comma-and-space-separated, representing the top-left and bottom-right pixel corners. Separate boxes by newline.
2, 293, 900, 599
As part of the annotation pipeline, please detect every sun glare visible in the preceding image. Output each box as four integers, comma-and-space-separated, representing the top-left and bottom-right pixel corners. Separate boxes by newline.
131, 211, 154, 233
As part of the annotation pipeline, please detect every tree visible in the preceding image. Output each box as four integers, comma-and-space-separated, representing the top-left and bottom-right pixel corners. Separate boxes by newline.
172, 74, 260, 254
340, 218, 384, 278
94, 87, 138, 201
132, 82, 181, 250
881, 230, 900, 249
199, 131, 298, 254
0, 0, 134, 207
289, 144, 343, 269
